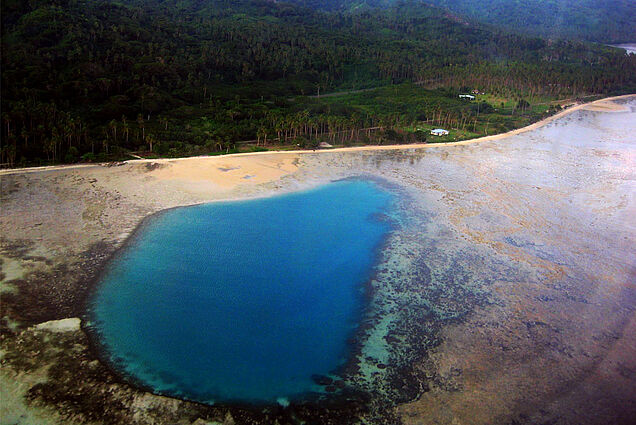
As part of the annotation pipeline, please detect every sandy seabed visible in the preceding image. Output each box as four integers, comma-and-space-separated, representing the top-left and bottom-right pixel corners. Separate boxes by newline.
1, 95, 635, 425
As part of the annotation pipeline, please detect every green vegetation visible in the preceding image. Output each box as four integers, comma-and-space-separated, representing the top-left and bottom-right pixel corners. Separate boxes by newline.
293, 84, 570, 145
1, 0, 635, 167
419, 0, 635, 43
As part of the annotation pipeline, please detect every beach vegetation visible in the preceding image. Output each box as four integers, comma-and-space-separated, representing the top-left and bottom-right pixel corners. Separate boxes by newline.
1, 0, 634, 166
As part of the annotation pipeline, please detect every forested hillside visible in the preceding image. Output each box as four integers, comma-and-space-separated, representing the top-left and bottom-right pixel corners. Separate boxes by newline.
1, 0, 635, 166
424, 0, 635, 43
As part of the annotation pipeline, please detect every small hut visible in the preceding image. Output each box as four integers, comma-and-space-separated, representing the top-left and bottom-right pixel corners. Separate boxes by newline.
430, 129, 449, 137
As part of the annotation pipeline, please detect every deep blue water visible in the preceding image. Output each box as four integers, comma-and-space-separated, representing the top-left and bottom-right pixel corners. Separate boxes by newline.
88, 179, 393, 404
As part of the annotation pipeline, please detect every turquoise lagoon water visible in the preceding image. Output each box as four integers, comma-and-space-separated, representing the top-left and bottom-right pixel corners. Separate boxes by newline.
88, 179, 394, 404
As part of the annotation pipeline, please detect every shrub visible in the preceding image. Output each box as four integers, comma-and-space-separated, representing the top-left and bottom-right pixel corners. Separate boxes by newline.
64, 146, 79, 163
414, 130, 427, 143
80, 152, 96, 162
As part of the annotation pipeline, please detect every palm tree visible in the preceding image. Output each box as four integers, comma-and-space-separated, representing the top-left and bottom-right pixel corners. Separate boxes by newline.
256, 126, 267, 146
21, 128, 29, 149
51, 127, 62, 161
146, 134, 155, 152
109, 119, 118, 142
274, 119, 283, 142
137, 114, 145, 141
102, 128, 109, 154
121, 118, 129, 143
159, 116, 169, 131
67, 117, 77, 149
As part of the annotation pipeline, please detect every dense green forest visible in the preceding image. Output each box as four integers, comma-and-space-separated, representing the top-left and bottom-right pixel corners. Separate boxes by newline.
1, 0, 635, 166
274, 0, 635, 42
423, 0, 635, 43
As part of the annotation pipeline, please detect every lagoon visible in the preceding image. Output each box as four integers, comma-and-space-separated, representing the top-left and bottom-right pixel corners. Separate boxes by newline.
87, 179, 393, 404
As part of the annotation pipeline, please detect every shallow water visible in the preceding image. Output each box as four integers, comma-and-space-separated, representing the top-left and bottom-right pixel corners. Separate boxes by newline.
284, 100, 636, 421
88, 179, 394, 404
85, 100, 636, 421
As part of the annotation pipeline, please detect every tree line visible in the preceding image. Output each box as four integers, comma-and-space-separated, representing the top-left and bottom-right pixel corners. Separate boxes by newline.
1, 0, 634, 166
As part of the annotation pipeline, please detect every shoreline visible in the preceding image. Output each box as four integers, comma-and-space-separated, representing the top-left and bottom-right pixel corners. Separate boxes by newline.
1, 96, 634, 425
79, 176, 401, 415
1, 94, 633, 177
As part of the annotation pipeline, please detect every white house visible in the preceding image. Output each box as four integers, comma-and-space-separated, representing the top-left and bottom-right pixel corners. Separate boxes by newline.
430, 129, 449, 136
459, 94, 475, 100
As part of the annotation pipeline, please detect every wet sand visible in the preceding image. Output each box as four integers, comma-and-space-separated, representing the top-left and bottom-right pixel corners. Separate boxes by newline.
1, 95, 635, 424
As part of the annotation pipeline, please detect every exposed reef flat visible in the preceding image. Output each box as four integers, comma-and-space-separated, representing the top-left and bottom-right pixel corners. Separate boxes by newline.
1, 96, 635, 424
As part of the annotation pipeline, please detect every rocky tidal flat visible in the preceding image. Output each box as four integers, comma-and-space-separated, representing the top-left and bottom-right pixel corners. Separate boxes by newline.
1, 97, 635, 424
